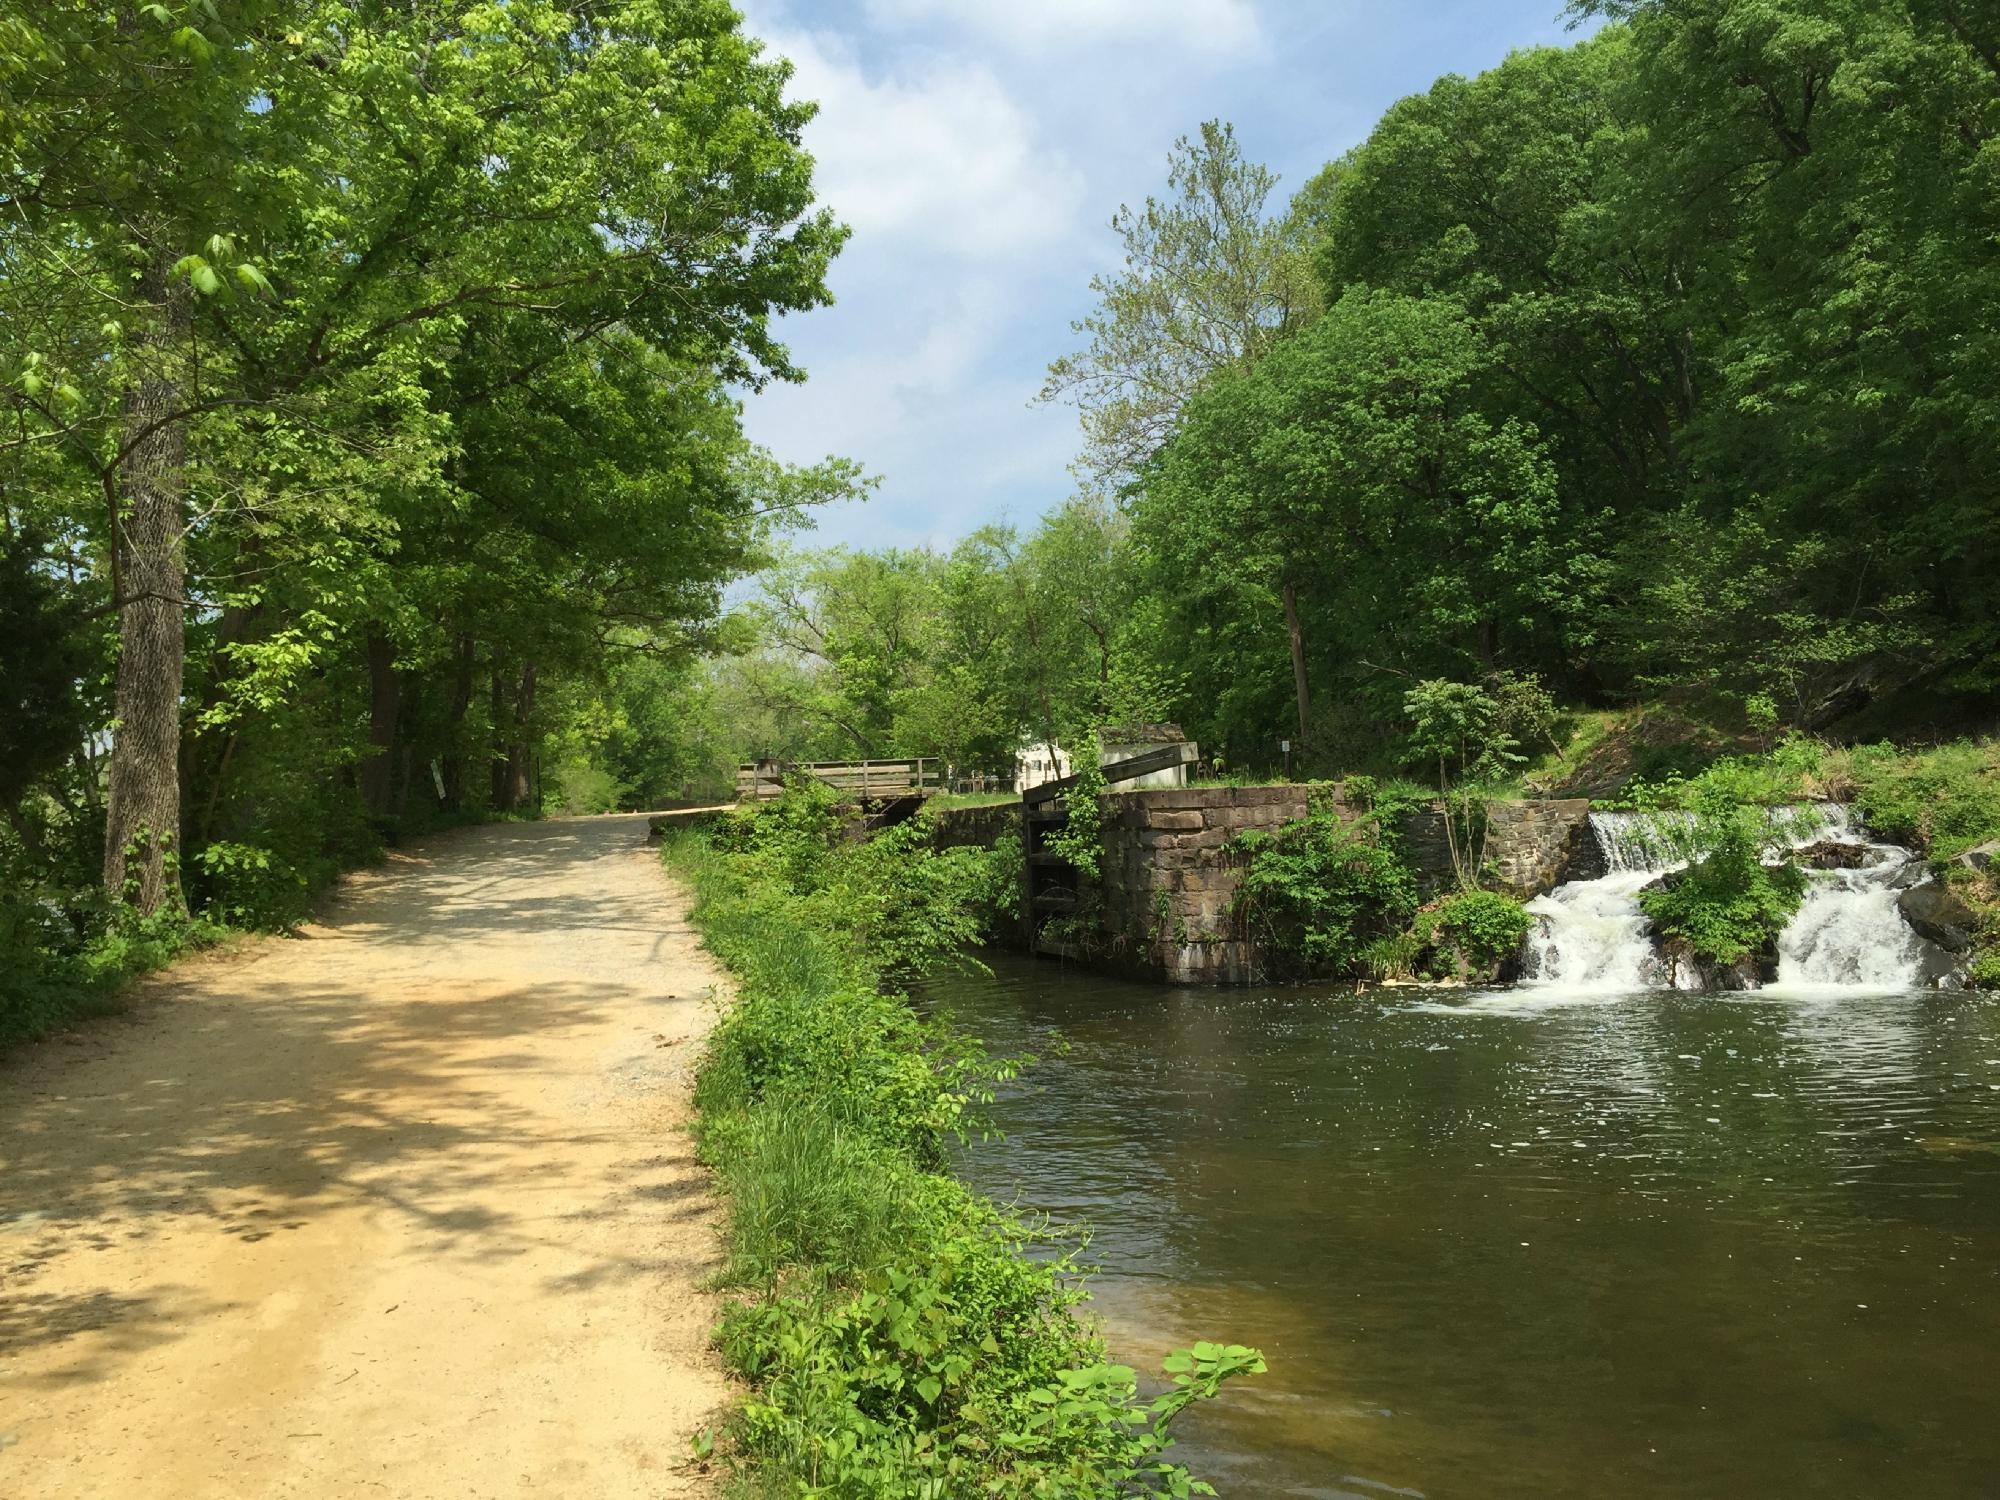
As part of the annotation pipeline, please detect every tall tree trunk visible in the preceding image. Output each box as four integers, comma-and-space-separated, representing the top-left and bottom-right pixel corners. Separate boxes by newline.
1281, 575, 1311, 745
506, 663, 537, 811
440, 634, 476, 809
360, 629, 400, 815
489, 669, 511, 810
103, 248, 191, 914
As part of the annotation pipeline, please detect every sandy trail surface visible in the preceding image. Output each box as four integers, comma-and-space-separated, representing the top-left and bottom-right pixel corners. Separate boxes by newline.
0, 815, 729, 1498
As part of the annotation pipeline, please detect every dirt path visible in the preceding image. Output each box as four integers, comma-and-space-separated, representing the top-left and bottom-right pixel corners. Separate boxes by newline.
0, 815, 730, 1498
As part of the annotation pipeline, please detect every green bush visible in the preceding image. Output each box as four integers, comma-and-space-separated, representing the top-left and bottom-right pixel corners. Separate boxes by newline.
1423, 890, 1532, 978
1637, 788, 1807, 964
668, 784, 1261, 1495
1042, 736, 1109, 882
0, 890, 219, 1050
1229, 789, 1418, 979
190, 840, 313, 929
1847, 740, 2000, 859
1969, 948, 2000, 990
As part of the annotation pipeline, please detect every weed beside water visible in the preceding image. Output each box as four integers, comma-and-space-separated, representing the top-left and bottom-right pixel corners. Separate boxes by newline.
668, 781, 1262, 1496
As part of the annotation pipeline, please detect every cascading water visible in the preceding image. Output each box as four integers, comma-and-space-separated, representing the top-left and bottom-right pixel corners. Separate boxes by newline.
1519, 810, 1679, 992
1773, 806, 1940, 990
1519, 803, 1953, 995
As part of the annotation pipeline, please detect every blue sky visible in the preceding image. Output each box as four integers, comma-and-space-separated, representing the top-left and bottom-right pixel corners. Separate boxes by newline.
735, 0, 1593, 553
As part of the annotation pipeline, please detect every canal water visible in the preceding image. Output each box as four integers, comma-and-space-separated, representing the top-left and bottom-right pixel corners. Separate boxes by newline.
936, 954, 2000, 1498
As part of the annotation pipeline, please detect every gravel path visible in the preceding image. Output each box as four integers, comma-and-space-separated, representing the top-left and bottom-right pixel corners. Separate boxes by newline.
0, 815, 730, 1498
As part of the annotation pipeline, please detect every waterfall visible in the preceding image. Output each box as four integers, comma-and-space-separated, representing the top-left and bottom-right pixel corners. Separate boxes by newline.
1773, 807, 1940, 991
1519, 810, 1679, 992
1519, 804, 1949, 995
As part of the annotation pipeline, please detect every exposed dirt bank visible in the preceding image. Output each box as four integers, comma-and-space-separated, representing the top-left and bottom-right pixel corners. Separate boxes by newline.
1, 815, 728, 1497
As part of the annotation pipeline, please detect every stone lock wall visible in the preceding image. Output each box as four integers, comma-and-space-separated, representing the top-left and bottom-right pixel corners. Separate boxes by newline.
1395, 798, 1595, 900
925, 786, 1595, 985
927, 801, 1023, 852
1096, 787, 1594, 984
1097, 786, 1325, 984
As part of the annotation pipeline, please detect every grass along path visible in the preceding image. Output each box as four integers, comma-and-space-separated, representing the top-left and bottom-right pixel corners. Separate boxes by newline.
0, 815, 728, 1498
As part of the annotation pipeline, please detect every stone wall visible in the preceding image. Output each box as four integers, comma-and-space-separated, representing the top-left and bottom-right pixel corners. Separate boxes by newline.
1097, 786, 1593, 984
1096, 786, 1322, 983
921, 786, 1596, 985
1396, 798, 1594, 899
928, 801, 1022, 851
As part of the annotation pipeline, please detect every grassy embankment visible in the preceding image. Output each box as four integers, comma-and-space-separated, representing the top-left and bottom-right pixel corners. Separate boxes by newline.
663, 781, 1261, 1497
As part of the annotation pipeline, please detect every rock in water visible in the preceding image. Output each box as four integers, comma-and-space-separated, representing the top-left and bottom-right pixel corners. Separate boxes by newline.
1896, 883, 1978, 953
1793, 839, 1870, 870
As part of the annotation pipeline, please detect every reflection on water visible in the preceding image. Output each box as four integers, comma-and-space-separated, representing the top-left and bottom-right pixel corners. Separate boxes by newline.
935, 954, 2000, 1498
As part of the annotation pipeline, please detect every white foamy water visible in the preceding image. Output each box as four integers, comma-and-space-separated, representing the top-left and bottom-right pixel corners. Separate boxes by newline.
1519, 810, 1679, 994
1775, 808, 1934, 990
1519, 869, 1669, 992
1520, 803, 1951, 996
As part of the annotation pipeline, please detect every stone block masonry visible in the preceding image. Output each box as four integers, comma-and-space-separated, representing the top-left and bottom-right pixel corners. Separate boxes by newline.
1098, 786, 1593, 984
1395, 798, 1594, 900
1096, 786, 1316, 983
926, 785, 1595, 985
927, 801, 1022, 852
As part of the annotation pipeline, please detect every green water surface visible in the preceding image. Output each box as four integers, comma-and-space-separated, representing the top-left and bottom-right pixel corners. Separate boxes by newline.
938, 954, 2000, 1498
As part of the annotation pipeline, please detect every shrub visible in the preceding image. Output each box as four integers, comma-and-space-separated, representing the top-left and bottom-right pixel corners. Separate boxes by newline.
1637, 787, 1807, 963
1969, 948, 2000, 990
1042, 735, 1109, 881
1230, 790, 1418, 979
190, 840, 313, 928
1423, 890, 1532, 978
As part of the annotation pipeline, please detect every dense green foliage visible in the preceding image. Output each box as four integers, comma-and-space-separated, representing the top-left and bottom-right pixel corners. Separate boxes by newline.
701, 2, 1995, 785
712, 503, 1164, 779
670, 786, 1262, 1495
1225, 784, 1538, 983
1, 0, 856, 1040
1227, 789, 1420, 980
1422, 891, 1537, 980
1636, 788, 1811, 965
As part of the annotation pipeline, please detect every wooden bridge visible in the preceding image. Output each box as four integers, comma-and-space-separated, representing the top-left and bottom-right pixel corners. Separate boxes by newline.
734, 757, 942, 803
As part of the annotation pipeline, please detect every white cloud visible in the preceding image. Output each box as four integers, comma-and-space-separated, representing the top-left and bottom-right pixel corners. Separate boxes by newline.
763, 25, 1088, 257
862, 0, 1265, 61
744, 269, 1075, 519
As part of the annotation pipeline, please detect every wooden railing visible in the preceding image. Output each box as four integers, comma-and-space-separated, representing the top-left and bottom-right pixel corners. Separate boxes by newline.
1020, 742, 1198, 806
734, 758, 941, 802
